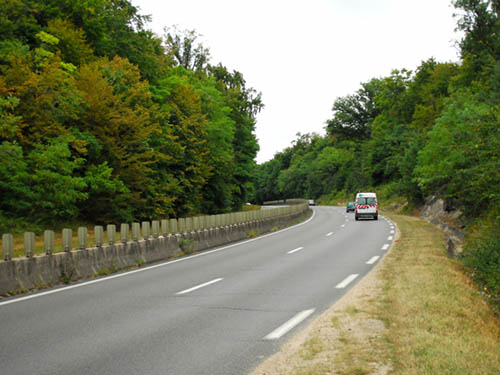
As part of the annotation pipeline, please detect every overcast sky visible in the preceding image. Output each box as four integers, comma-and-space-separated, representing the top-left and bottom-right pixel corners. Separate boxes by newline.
132, 0, 462, 164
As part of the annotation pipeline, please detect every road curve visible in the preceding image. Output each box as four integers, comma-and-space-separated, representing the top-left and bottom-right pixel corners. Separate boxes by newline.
0, 206, 395, 375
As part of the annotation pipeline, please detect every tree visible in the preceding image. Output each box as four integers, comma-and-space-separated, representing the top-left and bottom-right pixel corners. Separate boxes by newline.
453, 0, 500, 87
209, 65, 263, 209
415, 89, 500, 216
2, 52, 83, 150
0, 141, 32, 219
326, 78, 381, 141
163, 27, 211, 72
76, 56, 156, 220
27, 137, 87, 221
149, 66, 212, 217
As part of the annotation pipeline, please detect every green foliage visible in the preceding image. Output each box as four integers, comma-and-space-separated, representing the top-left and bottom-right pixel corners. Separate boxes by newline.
0, 141, 32, 217
28, 137, 87, 220
0, 88, 22, 140
415, 89, 500, 216
164, 27, 211, 72
463, 215, 500, 310
0, 0, 262, 230
326, 78, 381, 141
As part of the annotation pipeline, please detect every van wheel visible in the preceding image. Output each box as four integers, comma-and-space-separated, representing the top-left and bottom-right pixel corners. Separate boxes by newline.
355, 215, 359, 221
374, 214, 378, 220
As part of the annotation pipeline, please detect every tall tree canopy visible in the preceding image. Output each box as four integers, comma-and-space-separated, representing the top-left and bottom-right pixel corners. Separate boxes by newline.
0, 0, 262, 230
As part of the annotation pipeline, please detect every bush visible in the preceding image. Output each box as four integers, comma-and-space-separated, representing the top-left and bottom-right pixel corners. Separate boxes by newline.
463, 214, 500, 311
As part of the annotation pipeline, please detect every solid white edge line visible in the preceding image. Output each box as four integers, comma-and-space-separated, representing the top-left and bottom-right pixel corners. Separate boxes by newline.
0, 209, 318, 307
287, 247, 304, 254
264, 309, 315, 340
382, 244, 390, 250
335, 274, 359, 289
176, 278, 223, 295
366, 256, 380, 265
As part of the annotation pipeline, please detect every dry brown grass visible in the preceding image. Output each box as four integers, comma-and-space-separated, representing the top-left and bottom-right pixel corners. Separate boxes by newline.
379, 213, 500, 375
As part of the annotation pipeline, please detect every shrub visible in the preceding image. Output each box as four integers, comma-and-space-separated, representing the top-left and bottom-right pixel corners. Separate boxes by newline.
463, 214, 500, 312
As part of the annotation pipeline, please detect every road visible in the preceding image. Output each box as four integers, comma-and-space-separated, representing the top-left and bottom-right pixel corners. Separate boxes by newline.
0, 206, 395, 375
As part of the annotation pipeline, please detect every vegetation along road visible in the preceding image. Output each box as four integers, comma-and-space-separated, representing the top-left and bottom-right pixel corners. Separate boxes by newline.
0, 206, 395, 375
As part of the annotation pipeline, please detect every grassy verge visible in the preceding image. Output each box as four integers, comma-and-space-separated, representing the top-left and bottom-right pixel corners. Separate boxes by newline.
378, 213, 500, 374
253, 213, 500, 375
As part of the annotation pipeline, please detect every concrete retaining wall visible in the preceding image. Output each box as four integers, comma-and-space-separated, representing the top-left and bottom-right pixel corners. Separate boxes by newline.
0, 209, 309, 295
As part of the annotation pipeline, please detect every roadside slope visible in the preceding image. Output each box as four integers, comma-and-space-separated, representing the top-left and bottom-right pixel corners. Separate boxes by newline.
251, 213, 500, 375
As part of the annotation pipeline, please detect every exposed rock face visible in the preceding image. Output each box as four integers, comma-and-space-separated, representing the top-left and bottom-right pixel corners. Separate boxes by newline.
420, 196, 465, 257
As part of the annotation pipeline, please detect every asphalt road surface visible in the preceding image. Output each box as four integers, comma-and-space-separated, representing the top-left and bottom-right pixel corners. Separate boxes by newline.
0, 206, 395, 375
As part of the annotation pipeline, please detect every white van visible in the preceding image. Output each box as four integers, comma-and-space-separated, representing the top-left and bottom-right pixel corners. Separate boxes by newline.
355, 192, 378, 220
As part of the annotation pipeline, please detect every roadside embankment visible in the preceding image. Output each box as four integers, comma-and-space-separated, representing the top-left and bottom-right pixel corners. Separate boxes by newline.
252, 213, 500, 375
0, 208, 310, 296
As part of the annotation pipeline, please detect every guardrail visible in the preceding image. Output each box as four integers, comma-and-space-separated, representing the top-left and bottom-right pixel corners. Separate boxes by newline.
1, 202, 309, 260
262, 199, 308, 206
0, 202, 310, 295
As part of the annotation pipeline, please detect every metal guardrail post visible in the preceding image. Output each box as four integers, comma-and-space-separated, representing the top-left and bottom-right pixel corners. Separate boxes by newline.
44, 230, 54, 255
132, 223, 140, 241
24, 232, 35, 258
78, 227, 88, 250
178, 218, 185, 233
107, 224, 116, 245
62, 229, 72, 252
120, 224, 129, 243
161, 219, 169, 235
169, 219, 178, 234
185, 217, 192, 232
94, 226, 103, 247
152, 220, 160, 238
141, 221, 150, 239
2, 234, 13, 261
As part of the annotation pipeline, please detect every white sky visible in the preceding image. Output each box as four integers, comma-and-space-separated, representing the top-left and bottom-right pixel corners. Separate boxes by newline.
132, 0, 462, 164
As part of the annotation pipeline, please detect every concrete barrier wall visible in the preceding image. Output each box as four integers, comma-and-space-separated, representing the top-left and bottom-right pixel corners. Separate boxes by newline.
0, 206, 309, 295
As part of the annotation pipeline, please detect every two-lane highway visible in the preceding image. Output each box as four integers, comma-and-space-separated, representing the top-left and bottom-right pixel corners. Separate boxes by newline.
0, 206, 395, 375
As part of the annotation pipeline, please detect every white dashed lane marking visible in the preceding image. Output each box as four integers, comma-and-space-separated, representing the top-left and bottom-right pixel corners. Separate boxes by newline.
176, 278, 223, 295
366, 256, 380, 264
264, 309, 316, 340
335, 274, 359, 289
287, 247, 304, 254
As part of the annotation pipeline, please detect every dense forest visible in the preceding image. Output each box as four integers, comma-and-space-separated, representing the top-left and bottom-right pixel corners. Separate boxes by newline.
253, 0, 500, 306
0, 0, 263, 230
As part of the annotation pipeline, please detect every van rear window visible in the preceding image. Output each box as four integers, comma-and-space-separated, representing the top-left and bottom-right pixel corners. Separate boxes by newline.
357, 197, 376, 205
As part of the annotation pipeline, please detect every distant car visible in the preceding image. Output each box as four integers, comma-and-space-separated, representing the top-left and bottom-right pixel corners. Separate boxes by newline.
309, 199, 315, 206
346, 201, 355, 212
